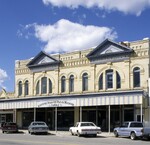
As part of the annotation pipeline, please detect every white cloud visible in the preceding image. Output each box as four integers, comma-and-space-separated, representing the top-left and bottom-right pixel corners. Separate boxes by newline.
0, 68, 8, 89
33, 19, 117, 53
42, 0, 150, 16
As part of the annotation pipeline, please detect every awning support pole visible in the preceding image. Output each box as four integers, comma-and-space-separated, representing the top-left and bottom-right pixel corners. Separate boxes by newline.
34, 108, 36, 122
141, 104, 142, 122
108, 105, 110, 134
55, 107, 57, 132
80, 107, 82, 122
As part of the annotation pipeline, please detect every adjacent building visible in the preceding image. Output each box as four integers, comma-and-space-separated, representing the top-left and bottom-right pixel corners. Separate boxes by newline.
0, 38, 150, 131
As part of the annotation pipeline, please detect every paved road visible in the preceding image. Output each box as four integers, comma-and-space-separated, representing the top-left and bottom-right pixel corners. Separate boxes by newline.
0, 131, 149, 145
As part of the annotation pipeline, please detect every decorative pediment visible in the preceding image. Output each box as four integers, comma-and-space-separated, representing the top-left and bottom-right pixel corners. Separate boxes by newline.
27, 51, 61, 68
87, 39, 134, 59
86, 39, 134, 64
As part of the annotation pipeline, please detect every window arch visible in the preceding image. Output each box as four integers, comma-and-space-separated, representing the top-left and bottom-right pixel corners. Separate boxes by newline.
82, 73, 88, 91
133, 67, 140, 87
61, 76, 66, 93
18, 81, 22, 96
99, 73, 103, 90
69, 75, 74, 92
25, 80, 29, 96
35, 77, 53, 95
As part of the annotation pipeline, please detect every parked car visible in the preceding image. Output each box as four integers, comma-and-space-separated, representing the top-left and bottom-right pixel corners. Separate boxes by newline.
2, 122, 18, 133
28, 121, 49, 134
69, 122, 101, 137
113, 121, 150, 140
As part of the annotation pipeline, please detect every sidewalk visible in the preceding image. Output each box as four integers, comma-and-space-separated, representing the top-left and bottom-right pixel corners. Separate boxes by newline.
21, 130, 114, 137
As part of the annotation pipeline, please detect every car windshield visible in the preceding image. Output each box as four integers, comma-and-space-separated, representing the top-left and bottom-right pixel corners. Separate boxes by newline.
32, 122, 46, 126
80, 123, 95, 126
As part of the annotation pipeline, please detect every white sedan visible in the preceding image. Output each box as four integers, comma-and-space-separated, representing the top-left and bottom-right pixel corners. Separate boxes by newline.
69, 122, 101, 137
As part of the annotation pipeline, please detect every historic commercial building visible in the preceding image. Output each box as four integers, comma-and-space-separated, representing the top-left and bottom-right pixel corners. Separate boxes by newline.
0, 38, 150, 131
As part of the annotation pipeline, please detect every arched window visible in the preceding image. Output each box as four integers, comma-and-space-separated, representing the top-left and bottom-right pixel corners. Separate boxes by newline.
25, 80, 29, 96
18, 81, 22, 96
41, 77, 47, 94
133, 67, 140, 87
36, 81, 40, 95
49, 79, 52, 93
99, 73, 103, 90
69, 75, 74, 92
106, 69, 113, 89
61, 76, 66, 93
116, 71, 121, 89
82, 73, 88, 91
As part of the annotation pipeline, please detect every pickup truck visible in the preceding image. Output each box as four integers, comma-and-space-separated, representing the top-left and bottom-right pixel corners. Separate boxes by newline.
113, 121, 150, 140
69, 122, 101, 137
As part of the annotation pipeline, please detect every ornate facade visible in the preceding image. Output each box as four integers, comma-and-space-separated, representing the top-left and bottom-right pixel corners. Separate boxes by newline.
0, 38, 150, 131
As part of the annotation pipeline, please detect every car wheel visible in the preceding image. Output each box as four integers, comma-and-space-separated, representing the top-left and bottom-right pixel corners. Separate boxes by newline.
130, 132, 136, 140
2, 131, 4, 134
114, 130, 119, 137
77, 131, 81, 137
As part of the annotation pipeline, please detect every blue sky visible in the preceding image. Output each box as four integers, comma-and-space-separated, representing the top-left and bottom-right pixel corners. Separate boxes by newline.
0, 0, 150, 92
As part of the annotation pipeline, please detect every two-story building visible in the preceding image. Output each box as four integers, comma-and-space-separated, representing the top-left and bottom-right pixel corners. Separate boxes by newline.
0, 38, 150, 131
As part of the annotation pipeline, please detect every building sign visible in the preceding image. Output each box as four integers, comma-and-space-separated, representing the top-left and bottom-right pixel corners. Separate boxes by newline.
37, 100, 75, 107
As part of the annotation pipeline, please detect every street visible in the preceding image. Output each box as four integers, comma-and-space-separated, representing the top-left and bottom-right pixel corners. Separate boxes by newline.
0, 132, 149, 145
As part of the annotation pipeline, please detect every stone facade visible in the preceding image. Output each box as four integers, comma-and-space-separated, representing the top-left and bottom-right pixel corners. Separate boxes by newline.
0, 38, 150, 130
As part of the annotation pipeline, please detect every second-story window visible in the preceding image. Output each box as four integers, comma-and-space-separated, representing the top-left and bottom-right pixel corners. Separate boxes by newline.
36, 81, 39, 95
69, 75, 74, 92
49, 79, 52, 93
99, 73, 103, 90
25, 80, 29, 96
133, 67, 140, 87
106, 69, 113, 89
82, 73, 88, 91
61, 76, 66, 93
116, 71, 121, 89
18, 81, 22, 96
41, 77, 47, 94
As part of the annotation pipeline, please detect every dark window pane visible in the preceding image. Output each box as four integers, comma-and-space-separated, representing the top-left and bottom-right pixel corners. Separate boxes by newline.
116, 71, 121, 89
25, 80, 29, 96
61, 76, 66, 93
82, 73, 88, 91
106, 70, 113, 89
36, 81, 39, 94
18, 81, 22, 96
99, 73, 103, 90
69, 75, 74, 92
49, 79, 52, 93
41, 77, 47, 94
133, 67, 140, 87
